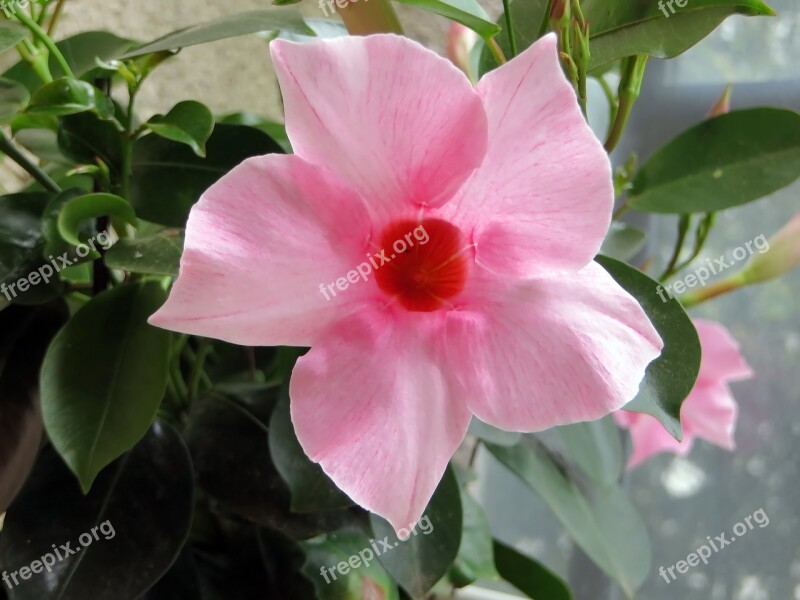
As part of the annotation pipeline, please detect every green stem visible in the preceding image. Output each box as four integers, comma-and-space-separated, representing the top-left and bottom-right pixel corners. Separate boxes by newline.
47, 0, 66, 36
486, 37, 507, 66
502, 0, 518, 57
612, 201, 629, 220
538, 0, 555, 37
604, 55, 648, 153
680, 273, 745, 308
120, 85, 138, 203
598, 75, 618, 125
13, 8, 74, 79
189, 339, 213, 401
0, 131, 61, 192
659, 215, 692, 281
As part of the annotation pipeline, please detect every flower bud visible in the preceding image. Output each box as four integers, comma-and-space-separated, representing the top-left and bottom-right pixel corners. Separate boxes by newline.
707, 84, 732, 118
739, 214, 800, 284
446, 23, 478, 80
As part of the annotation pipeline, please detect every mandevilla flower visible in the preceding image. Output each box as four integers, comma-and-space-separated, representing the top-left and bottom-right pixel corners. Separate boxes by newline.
615, 319, 752, 468
150, 33, 663, 531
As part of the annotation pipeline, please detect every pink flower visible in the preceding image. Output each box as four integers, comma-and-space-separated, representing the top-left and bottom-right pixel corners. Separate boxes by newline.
446, 23, 478, 79
150, 34, 662, 531
615, 319, 753, 468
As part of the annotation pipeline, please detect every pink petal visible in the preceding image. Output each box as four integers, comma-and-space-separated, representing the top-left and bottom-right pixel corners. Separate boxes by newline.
620, 412, 692, 469
694, 319, 753, 384
438, 33, 613, 278
682, 381, 738, 451
149, 155, 373, 346
270, 35, 488, 222
445, 261, 662, 431
289, 308, 471, 532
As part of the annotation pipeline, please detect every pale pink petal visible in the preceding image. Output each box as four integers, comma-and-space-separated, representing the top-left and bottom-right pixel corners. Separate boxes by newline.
694, 319, 753, 384
682, 381, 738, 450
437, 33, 612, 278
270, 35, 488, 223
621, 412, 692, 469
444, 261, 662, 431
289, 309, 471, 532
149, 154, 373, 346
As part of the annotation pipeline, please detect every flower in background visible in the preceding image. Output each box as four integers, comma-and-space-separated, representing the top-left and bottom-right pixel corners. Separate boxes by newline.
446, 23, 478, 80
150, 34, 663, 531
739, 213, 800, 285
615, 319, 753, 468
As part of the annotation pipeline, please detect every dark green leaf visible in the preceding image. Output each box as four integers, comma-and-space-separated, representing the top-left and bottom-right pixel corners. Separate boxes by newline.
556, 417, 623, 488
27, 78, 115, 119
479, 0, 550, 75
104, 229, 184, 276
0, 421, 194, 600
10, 113, 59, 134
394, 0, 500, 39
57, 110, 124, 169
123, 10, 314, 57
597, 256, 701, 439
370, 466, 462, 598
56, 192, 136, 246
494, 540, 572, 600
40, 282, 171, 492
131, 123, 283, 227
300, 531, 400, 600
0, 20, 27, 53
0, 77, 29, 122
629, 108, 800, 213
486, 441, 651, 596
449, 489, 498, 587
269, 386, 353, 513
218, 111, 292, 152
599, 222, 646, 261
584, 0, 776, 70
146, 100, 214, 157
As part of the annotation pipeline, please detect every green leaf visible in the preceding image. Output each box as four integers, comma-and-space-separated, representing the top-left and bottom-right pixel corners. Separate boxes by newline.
469, 417, 522, 447
596, 256, 700, 439
0, 77, 29, 122
486, 441, 651, 597
131, 123, 283, 227
10, 112, 58, 134
300, 531, 400, 600
370, 466, 462, 598
479, 0, 550, 75
146, 100, 215, 157
0, 20, 28, 53
40, 282, 171, 492
269, 386, 353, 513
104, 229, 184, 276
449, 489, 498, 587
27, 78, 115, 119
3, 31, 137, 92
394, 0, 500, 39
218, 111, 292, 152
556, 416, 623, 488
600, 222, 646, 261
0, 421, 194, 600
123, 10, 314, 57
57, 110, 124, 169
628, 108, 800, 214
57, 192, 137, 246
493, 540, 572, 600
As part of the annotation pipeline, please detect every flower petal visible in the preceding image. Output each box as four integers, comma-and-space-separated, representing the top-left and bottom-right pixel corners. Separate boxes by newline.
616, 411, 692, 468
439, 33, 613, 277
694, 319, 753, 384
270, 35, 488, 222
149, 154, 373, 346
445, 261, 662, 431
682, 381, 738, 451
289, 309, 470, 532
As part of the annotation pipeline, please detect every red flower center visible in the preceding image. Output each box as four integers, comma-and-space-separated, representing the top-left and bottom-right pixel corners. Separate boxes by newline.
373, 218, 468, 312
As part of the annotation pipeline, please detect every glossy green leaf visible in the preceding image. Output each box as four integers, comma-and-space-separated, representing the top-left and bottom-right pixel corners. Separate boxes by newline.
104, 229, 184, 276
583, 0, 776, 70
599, 222, 646, 261
596, 255, 700, 439
300, 531, 400, 600
479, 0, 549, 75
0, 77, 29, 122
370, 466, 462, 598
57, 110, 124, 169
487, 441, 651, 597
494, 540, 572, 600
131, 123, 283, 227
0, 421, 193, 600
40, 282, 171, 492
556, 416, 623, 488
146, 100, 215, 157
269, 387, 353, 513
395, 0, 500, 38
3, 31, 137, 92
449, 489, 498, 587
218, 111, 292, 152
629, 108, 800, 214
10, 113, 59, 134
123, 10, 314, 57
0, 20, 28, 53
26, 78, 115, 119
57, 192, 136, 246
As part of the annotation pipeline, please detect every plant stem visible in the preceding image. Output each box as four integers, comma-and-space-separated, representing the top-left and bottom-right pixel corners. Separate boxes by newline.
680, 274, 745, 308
189, 339, 213, 401
659, 214, 692, 281
13, 8, 74, 79
47, 0, 67, 36
604, 54, 648, 153
120, 84, 138, 203
486, 37, 507, 65
0, 131, 61, 192
502, 0, 518, 57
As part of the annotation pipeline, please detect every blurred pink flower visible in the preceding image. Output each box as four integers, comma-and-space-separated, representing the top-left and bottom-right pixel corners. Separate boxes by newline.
150, 34, 662, 531
446, 23, 478, 78
615, 319, 753, 468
